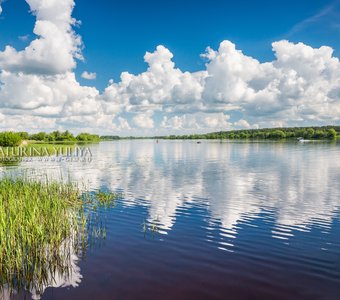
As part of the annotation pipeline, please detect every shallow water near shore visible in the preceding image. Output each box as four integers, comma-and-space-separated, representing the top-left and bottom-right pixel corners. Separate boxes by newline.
1, 140, 340, 300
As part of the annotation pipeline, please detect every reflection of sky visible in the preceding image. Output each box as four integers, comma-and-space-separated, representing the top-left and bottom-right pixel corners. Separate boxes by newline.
1, 141, 340, 242
0, 235, 81, 300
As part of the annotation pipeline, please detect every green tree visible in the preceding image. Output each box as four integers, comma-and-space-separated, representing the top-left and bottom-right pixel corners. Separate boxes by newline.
56, 130, 75, 141
304, 128, 315, 139
0, 132, 22, 147
327, 128, 337, 140
76, 133, 100, 142
268, 130, 286, 139
29, 132, 47, 141
17, 132, 29, 140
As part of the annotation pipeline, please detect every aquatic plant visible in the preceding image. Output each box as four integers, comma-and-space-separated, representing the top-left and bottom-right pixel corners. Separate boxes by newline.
95, 190, 120, 208
0, 178, 121, 297
0, 178, 82, 294
142, 218, 160, 237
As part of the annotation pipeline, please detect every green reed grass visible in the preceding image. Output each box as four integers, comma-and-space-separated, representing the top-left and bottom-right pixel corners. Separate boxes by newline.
0, 178, 120, 296
142, 218, 160, 237
0, 178, 83, 291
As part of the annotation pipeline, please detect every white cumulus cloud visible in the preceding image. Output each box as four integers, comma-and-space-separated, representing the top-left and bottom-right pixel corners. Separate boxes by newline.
132, 112, 154, 129
0, 0, 81, 75
0, 0, 339, 135
81, 71, 96, 80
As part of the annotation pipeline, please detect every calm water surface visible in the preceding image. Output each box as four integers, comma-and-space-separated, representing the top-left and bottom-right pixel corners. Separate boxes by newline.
1, 140, 340, 300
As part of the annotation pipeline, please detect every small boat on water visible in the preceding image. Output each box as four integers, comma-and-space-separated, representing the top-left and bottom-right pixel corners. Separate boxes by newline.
297, 137, 314, 142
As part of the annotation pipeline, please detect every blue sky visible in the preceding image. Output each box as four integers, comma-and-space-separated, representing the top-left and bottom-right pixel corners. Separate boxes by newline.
77, 0, 339, 87
0, 0, 339, 134
64, 0, 340, 89
1, 0, 339, 90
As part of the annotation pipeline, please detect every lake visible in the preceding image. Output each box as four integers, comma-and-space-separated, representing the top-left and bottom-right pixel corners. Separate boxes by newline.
1, 140, 340, 300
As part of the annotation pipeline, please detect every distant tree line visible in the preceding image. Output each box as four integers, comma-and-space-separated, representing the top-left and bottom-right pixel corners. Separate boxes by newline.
100, 135, 121, 141
2, 126, 338, 147
0, 131, 100, 147
100, 136, 148, 140
164, 126, 339, 140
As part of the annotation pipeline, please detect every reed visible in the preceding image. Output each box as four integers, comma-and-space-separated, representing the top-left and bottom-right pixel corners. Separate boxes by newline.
0, 178, 119, 296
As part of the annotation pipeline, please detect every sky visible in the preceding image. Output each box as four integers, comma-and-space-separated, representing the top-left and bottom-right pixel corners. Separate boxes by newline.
0, 0, 339, 135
